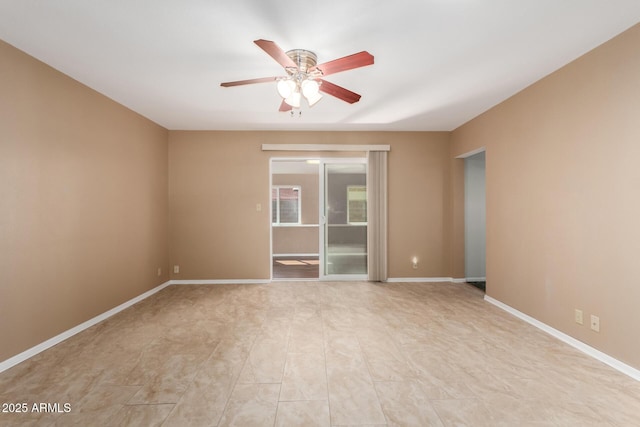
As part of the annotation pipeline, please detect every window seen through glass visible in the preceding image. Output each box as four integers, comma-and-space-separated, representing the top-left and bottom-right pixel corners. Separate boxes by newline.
272, 186, 301, 225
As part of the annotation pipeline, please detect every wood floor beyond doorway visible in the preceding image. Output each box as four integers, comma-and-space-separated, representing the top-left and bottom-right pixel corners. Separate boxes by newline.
273, 256, 319, 279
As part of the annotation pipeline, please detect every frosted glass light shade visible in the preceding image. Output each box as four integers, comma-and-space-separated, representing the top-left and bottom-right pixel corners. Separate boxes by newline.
284, 91, 301, 108
277, 79, 296, 98
302, 79, 322, 106
306, 92, 322, 107
301, 79, 319, 97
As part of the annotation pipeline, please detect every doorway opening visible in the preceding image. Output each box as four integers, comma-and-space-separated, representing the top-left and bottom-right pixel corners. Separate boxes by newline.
463, 150, 486, 291
270, 158, 367, 280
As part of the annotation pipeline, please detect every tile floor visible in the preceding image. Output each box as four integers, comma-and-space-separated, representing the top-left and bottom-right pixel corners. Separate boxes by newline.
1, 281, 639, 426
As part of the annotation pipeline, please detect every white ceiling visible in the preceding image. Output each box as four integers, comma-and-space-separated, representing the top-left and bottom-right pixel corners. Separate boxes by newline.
1, 1, 639, 131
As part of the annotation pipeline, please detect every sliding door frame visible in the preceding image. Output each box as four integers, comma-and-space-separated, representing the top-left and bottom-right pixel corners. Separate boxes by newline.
264, 144, 390, 282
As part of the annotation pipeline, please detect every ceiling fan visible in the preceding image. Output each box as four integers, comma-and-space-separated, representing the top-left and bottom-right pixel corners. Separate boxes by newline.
220, 39, 374, 112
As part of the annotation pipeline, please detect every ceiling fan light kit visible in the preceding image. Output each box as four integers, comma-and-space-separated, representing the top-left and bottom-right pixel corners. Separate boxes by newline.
221, 40, 374, 112
278, 49, 323, 108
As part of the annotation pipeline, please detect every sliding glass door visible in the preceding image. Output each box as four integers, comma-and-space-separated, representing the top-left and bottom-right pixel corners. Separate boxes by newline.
320, 160, 368, 280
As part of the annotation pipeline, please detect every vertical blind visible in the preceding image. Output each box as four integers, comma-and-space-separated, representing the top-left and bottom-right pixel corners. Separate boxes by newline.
367, 151, 388, 282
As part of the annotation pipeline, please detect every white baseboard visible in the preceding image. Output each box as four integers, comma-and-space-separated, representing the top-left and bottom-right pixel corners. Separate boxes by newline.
386, 277, 467, 283
0, 280, 171, 374
170, 279, 270, 285
484, 295, 640, 381
466, 276, 486, 282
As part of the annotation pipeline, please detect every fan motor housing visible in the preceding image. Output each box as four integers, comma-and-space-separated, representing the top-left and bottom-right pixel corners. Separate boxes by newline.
286, 49, 317, 73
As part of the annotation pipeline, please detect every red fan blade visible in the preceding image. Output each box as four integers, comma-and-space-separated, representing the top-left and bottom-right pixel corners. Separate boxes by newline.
311, 51, 374, 77
318, 79, 362, 104
220, 76, 281, 87
279, 100, 292, 112
254, 39, 297, 69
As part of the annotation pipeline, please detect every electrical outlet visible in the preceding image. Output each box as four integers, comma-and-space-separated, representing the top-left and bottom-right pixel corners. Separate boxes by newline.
256, 203, 262, 212
173, 265, 180, 274
157, 268, 162, 276
590, 315, 600, 332
574, 309, 583, 325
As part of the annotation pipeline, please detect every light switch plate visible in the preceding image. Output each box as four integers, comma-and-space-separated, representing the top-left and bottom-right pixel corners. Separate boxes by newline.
590, 315, 600, 332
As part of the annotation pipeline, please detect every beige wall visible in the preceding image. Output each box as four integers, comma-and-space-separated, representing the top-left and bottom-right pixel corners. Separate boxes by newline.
451, 24, 640, 369
168, 131, 451, 280
0, 40, 169, 361
388, 133, 452, 277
